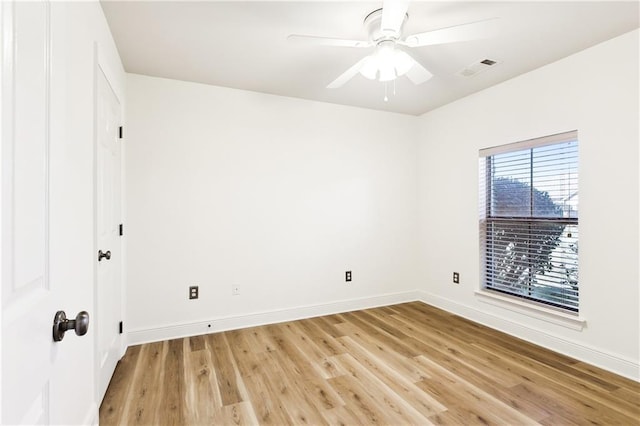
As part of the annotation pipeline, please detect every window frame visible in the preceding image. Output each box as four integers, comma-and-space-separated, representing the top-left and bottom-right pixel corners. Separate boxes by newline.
479, 131, 580, 315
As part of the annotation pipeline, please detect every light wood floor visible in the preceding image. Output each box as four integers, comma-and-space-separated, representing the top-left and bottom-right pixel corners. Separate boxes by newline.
100, 302, 639, 425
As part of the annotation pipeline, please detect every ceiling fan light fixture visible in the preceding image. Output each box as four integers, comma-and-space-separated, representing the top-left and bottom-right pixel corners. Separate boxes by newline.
393, 50, 414, 76
376, 42, 397, 81
359, 41, 413, 83
378, 62, 397, 82
359, 55, 379, 80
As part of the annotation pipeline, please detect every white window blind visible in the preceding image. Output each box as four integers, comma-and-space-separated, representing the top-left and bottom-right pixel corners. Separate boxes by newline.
479, 131, 579, 312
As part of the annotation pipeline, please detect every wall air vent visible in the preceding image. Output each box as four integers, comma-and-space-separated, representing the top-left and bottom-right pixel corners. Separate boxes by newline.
457, 58, 500, 78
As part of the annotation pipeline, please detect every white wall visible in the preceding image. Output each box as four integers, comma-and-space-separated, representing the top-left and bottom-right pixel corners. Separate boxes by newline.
125, 74, 420, 342
416, 29, 639, 379
49, 1, 125, 423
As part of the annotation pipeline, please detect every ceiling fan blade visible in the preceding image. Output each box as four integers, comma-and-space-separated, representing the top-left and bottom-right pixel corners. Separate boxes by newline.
327, 56, 369, 89
287, 34, 371, 48
405, 57, 433, 85
403, 17, 500, 47
381, 0, 409, 36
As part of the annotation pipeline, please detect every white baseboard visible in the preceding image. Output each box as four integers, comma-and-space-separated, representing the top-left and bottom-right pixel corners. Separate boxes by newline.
127, 290, 420, 346
416, 290, 640, 382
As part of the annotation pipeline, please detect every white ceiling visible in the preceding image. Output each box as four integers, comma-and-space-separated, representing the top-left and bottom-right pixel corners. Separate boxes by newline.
101, 1, 639, 116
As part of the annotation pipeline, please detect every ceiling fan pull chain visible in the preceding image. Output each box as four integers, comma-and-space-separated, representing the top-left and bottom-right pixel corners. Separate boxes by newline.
384, 82, 389, 102
393, 78, 397, 96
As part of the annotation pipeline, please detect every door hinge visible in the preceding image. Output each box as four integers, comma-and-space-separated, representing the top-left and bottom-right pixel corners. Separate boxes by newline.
119, 321, 123, 334
119, 126, 123, 139
119, 223, 123, 236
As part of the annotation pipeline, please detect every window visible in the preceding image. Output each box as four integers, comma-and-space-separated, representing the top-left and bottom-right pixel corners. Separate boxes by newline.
479, 131, 579, 312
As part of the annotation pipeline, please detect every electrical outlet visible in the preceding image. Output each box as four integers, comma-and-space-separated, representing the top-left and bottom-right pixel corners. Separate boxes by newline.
345, 271, 352, 282
453, 272, 460, 284
189, 285, 199, 299
232, 285, 240, 296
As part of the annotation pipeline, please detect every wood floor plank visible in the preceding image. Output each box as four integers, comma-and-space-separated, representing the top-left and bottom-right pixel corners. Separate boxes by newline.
246, 375, 294, 425
572, 361, 640, 393
99, 344, 141, 425
260, 348, 330, 425
124, 341, 166, 425
328, 363, 402, 425
210, 401, 260, 426
264, 323, 323, 379
188, 334, 205, 352
336, 335, 446, 418
183, 338, 222, 424
385, 313, 569, 423
471, 339, 640, 422
245, 325, 279, 354
265, 324, 346, 412
413, 354, 539, 426
156, 338, 185, 424
207, 333, 247, 406
226, 328, 264, 380
321, 405, 367, 426
342, 311, 419, 358
310, 315, 348, 339
331, 353, 431, 425
508, 382, 594, 426
236, 356, 293, 425
101, 302, 640, 425
297, 317, 345, 358
611, 385, 640, 410
334, 321, 434, 383
230, 325, 334, 425
278, 321, 337, 380
323, 313, 347, 326
384, 311, 522, 388
317, 354, 350, 379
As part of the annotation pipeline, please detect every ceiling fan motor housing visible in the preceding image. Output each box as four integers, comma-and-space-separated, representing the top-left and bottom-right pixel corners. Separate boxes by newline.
364, 8, 408, 42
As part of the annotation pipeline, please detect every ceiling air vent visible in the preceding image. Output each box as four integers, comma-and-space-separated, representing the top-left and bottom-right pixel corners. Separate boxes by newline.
457, 58, 500, 78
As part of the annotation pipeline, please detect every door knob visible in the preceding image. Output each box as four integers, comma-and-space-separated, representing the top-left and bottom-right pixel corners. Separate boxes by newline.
98, 250, 111, 261
53, 311, 89, 342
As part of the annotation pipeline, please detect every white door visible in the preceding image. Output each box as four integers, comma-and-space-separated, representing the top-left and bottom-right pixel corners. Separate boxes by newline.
95, 66, 123, 402
2, 1, 61, 423
1, 1, 95, 423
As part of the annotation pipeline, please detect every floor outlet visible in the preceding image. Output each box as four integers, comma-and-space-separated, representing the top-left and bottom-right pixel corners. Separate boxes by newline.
453, 272, 460, 284
345, 271, 352, 282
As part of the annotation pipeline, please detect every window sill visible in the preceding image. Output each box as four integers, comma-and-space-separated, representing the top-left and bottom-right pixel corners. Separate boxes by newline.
475, 290, 586, 331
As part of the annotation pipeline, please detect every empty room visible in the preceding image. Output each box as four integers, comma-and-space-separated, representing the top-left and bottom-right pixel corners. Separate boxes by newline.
1, 0, 639, 425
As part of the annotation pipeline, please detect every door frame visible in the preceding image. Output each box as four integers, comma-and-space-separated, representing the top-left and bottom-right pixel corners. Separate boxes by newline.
92, 43, 125, 406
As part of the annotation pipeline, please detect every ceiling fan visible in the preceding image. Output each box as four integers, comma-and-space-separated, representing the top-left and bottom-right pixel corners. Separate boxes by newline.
288, 0, 498, 90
